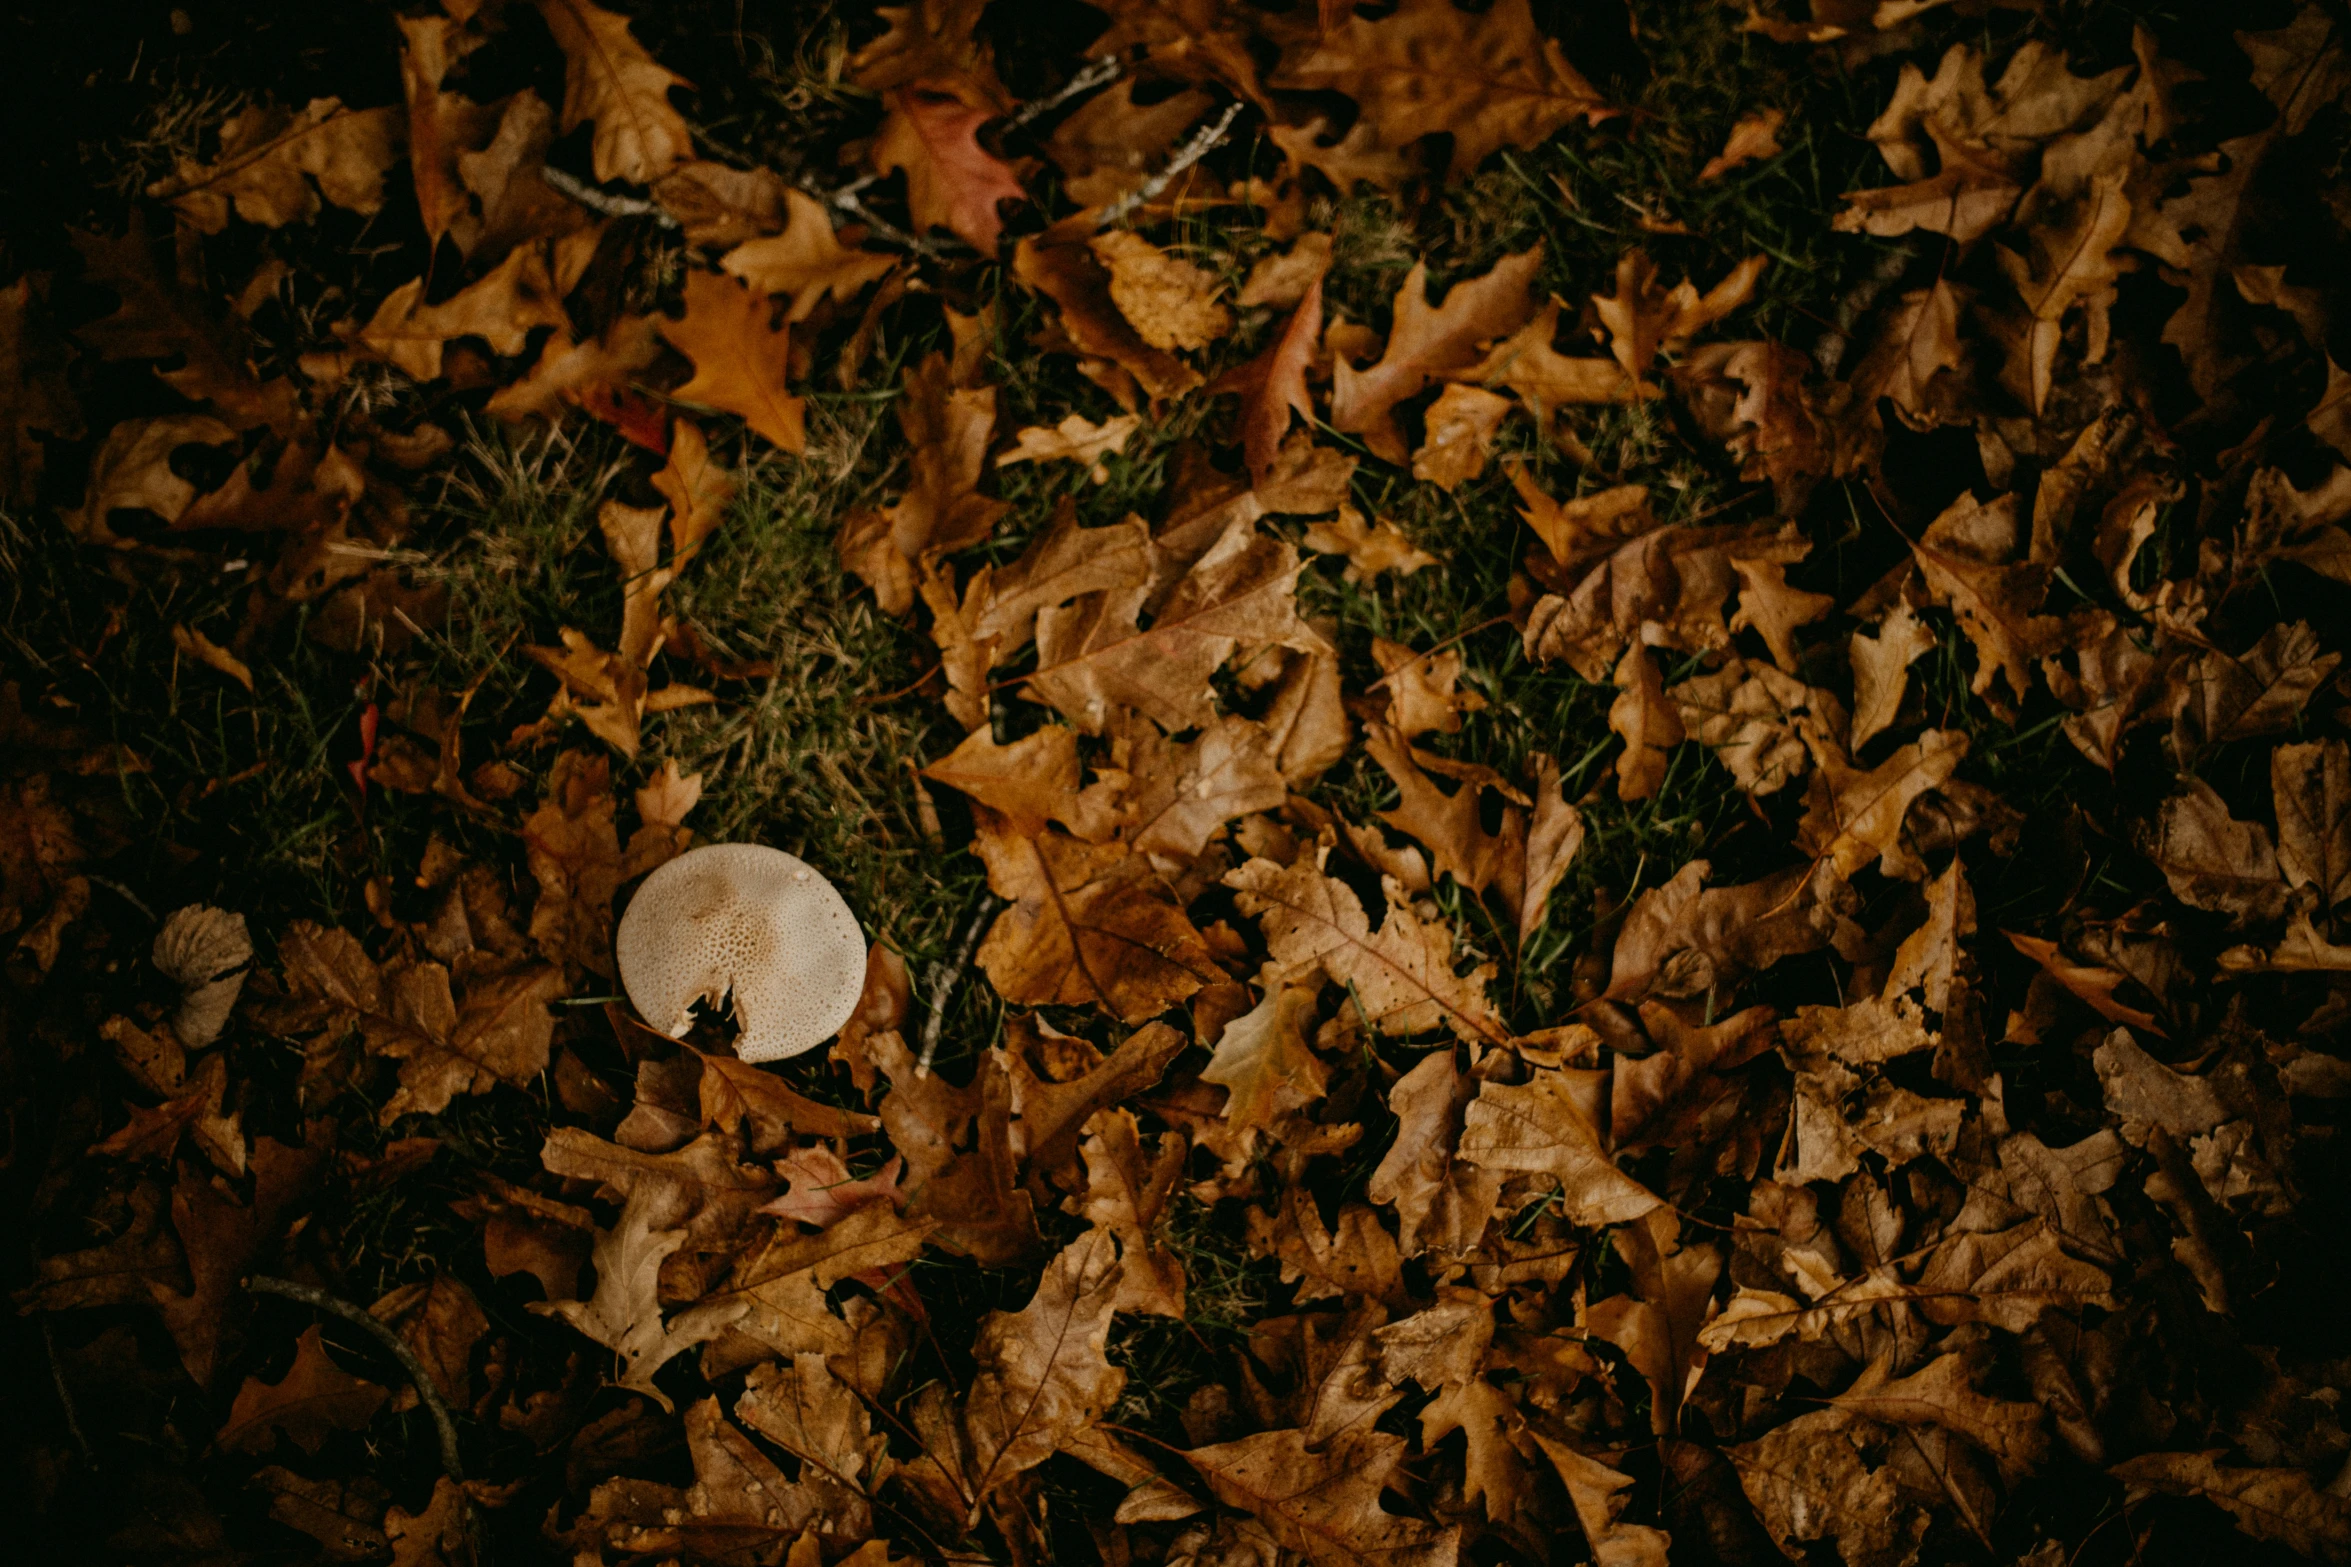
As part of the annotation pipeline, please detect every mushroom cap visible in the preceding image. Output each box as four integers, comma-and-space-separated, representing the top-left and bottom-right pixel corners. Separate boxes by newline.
614, 843, 867, 1063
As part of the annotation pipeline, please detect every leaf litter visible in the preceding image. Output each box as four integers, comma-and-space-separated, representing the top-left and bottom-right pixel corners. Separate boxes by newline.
8, 2, 2351, 1565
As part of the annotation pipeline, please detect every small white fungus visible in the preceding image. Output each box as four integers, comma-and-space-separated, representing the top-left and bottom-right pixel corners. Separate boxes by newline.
613, 843, 867, 1063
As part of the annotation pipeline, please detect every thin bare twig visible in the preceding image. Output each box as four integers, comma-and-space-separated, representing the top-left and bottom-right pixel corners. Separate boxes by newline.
916, 890, 1004, 1077
1006, 54, 1122, 129
539, 165, 677, 227
245, 1274, 466, 1483
1095, 101, 1245, 229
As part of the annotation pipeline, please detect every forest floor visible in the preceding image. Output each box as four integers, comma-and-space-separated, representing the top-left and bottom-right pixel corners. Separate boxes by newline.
5, 1, 2351, 1564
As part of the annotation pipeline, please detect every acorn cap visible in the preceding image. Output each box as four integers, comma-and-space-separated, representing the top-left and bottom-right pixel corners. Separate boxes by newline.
614, 843, 867, 1063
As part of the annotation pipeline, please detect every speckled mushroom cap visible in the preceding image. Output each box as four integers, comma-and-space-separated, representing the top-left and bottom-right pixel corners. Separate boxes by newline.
614, 843, 867, 1063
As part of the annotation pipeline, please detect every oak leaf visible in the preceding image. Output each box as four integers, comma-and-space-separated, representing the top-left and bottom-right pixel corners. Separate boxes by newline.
1368, 1050, 1504, 1259
997, 412, 1142, 477
975, 812, 1221, 1022
1269, 0, 1606, 184
1226, 851, 1506, 1042
1591, 250, 1767, 381
964, 1227, 1127, 1508
1730, 1408, 1929, 1567
1826, 1351, 2048, 1485
2112, 1451, 2351, 1561
1608, 644, 1685, 801
533, 0, 694, 184
660, 269, 805, 454
1014, 231, 1203, 402
218, 1325, 389, 1454
1201, 983, 1328, 1138
149, 98, 403, 234
1025, 523, 1323, 735
1223, 279, 1323, 485
1091, 230, 1232, 350
1304, 505, 1435, 587
1530, 1436, 1671, 1567
873, 88, 1026, 250
1850, 602, 1936, 749
720, 189, 896, 320
842, 351, 1007, 614
2145, 779, 2289, 927
1700, 107, 1786, 182
1461, 1062, 1663, 1228
1796, 726, 1968, 880
1331, 246, 1543, 462
2171, 621, 2341, 761
2274, 739, 2351, 907
1182, 1424, 1461, 1567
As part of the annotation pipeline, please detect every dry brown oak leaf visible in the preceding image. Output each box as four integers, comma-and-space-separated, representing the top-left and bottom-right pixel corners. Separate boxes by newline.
217, 1325, 389, 1455
1460, 1059, 1664, 1229
660, 268, 806, 453
840, 349, 1007, 615
533, 0, 695, 185
1023, 523, 1325, 735
1200, 982, 1329, 1140
722, 189, 897, 321
1268, 0, 1608, 186
872, 87, 1028, 250
1225, 850, 1506, 1043
1331, 245, 1543, 462
962, 1226, 1127, 1512
353, 234, 596, 383
1184, 1421, 1461, 1567
974, 809, 1223, 1023
148, 98, 403, 234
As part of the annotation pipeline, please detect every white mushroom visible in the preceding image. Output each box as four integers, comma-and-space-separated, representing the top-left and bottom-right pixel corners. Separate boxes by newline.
152, 904, 251, 1047
613, 843, 867, 1063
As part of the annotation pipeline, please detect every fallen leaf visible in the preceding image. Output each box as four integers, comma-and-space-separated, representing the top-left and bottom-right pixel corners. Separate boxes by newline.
720, 189, 896, 320
659, 269, 805, 453
1461, 1062, 1663, 1227
997, 412, 1142, 476
1227, 850, 1507, 1042
1699, 107, 1786, 181
1331, 246, 1544, 462
1412, 383, 1513, 490
218, 1325, 389, 1454
1304, 504, 1436, 586
872, 88, 1026, 250
964, 1227, 1127, 1507
149, 99, 403, 234
1201, 983, 1328, 1138
533, 0, 695, 184
2112, 1451, 2351, 1561
1269, 0, 1607, 185
1091, 230, 1232, 350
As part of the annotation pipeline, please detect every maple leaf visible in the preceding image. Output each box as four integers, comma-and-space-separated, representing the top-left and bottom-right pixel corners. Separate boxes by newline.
218, 1325, 389, 1454
533, 0, 694, 185
1201, 983, 1328, 1138
974, 812, 1221, 1022
964, 1227, 1128, 1509
1332, 247, 1544, 461
1226, 851, 1506, 1042
873, 88, 1026, 250
148, 98, 403, 234
720, 189, 897, 320
1269, 0, 1606, 185
660, 269, 805, 454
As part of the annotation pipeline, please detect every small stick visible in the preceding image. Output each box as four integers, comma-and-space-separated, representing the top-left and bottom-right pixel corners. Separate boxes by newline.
1007, 55, 1123, 129
539, 166, 676, 227
916, 891, 1004, 1077
1096, 102, 1245, 229
42, 1316, 94, 1468
245, 1275, 465, 1484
